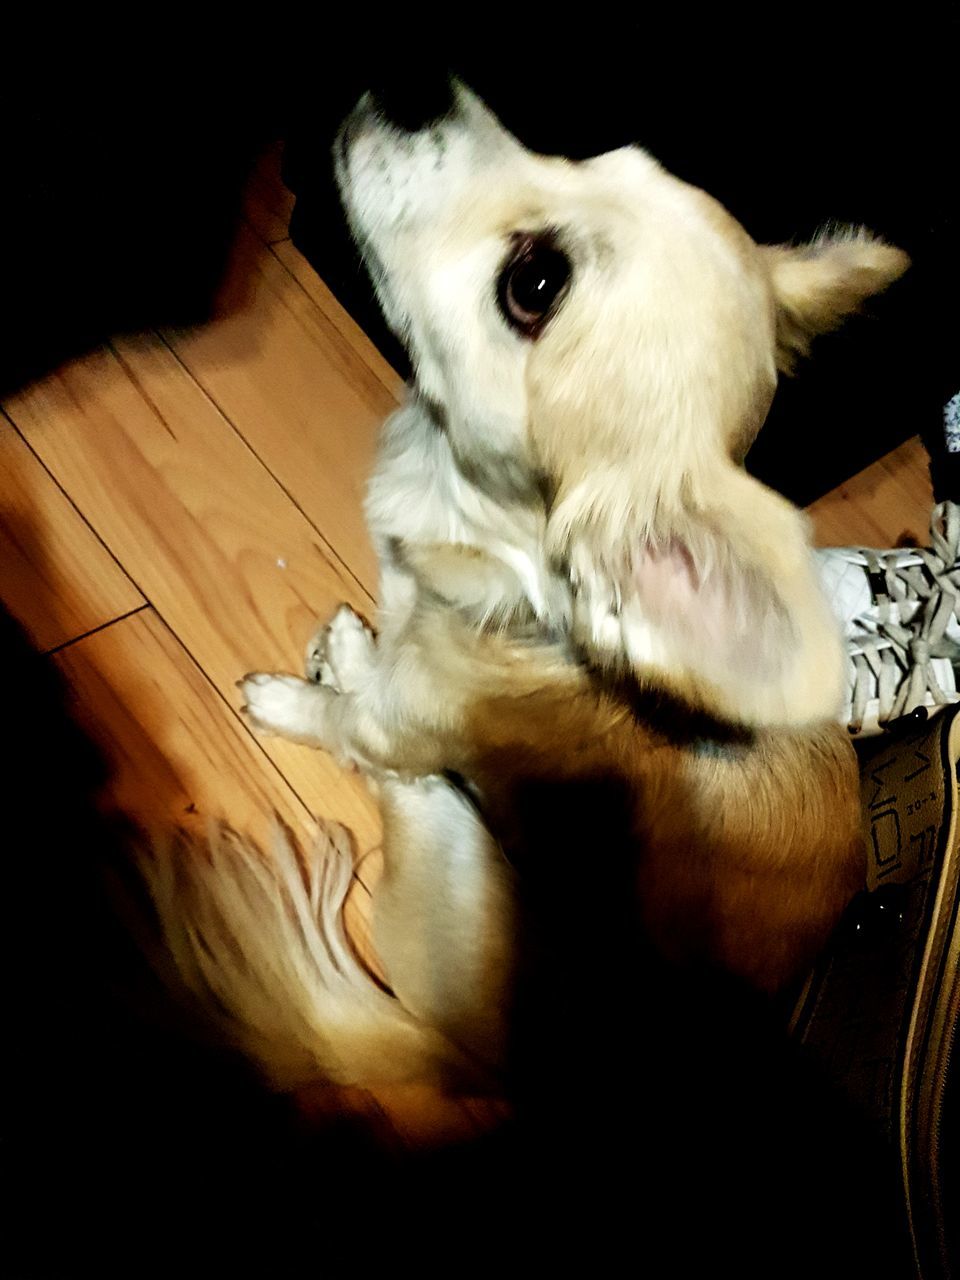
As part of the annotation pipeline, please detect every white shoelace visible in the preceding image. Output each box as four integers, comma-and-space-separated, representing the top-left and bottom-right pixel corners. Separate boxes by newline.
848, 501, 960, 733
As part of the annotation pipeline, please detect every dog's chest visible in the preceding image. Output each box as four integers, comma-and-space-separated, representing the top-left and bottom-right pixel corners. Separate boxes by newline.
366, 401, 556, 616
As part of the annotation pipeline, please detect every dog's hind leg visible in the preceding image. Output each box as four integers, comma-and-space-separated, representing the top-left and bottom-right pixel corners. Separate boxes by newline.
374, 775, 517, 1071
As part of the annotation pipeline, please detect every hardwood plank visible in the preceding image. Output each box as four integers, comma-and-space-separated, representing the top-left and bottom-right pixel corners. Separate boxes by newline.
807, 436, 934, 548
270, 237, 404, 402
243, 142, 295, 245
164, 223, 394, 593
55, 607, 381, 972
55, 608, 310, 839
344, 866, 385, 985
0, 416, 143, 650
6, 337, 382, 857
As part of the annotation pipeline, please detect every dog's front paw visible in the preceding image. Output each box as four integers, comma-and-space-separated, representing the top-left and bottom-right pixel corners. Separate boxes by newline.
305, 604, 376, 692
239, 672, 328, 743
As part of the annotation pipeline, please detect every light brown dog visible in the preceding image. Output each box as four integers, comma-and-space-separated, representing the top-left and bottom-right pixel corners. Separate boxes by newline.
145, 86, 908, 1093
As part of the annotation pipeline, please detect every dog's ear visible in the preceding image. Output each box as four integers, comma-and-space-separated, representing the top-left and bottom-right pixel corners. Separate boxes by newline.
764, 230, 909, 373
552, 468, 843, 728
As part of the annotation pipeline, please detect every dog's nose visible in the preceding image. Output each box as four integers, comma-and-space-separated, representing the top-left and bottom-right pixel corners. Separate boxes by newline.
367, 72, 456, 134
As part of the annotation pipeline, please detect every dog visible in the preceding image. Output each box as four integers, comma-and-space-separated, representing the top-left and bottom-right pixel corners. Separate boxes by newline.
143, 84, 909, 1094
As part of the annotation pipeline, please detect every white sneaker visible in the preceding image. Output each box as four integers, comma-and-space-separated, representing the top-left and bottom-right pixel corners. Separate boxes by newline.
817, 501, 960, 736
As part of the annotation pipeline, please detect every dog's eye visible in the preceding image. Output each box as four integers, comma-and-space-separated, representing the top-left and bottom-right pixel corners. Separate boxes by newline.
497, 236, 571, 337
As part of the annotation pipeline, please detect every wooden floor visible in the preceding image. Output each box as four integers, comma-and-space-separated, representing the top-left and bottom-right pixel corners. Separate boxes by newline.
0, 144, 938, 1142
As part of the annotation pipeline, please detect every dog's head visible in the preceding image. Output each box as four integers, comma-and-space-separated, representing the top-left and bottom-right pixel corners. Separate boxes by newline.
337, 84, 908, 727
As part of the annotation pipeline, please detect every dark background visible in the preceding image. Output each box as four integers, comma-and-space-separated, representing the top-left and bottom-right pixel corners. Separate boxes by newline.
1, 13, 956, 1273
1, 12, 957, 502
1, 593, 910, 1276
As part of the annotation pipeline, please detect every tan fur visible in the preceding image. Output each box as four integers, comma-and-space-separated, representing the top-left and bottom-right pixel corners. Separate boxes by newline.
363, 577, 864, 993
150, 86, 909, 1092
136, 820, 480, 1090
467, 679, 863, 993
764, 232, 910, 372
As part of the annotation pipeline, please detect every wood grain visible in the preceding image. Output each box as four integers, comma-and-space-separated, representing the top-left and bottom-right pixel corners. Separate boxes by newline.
5, 336, 382, 858
164, 224, 395, 594
55, 607, 312, 839
270, 237, 404, 402
807, 436, 934, 548
54, 606, 381, 973
242, 142, 295, 245
0, 416, 143, 650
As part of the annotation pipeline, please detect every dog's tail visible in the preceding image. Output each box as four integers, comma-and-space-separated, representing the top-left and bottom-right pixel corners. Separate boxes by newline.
135, 820, 475, 1091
